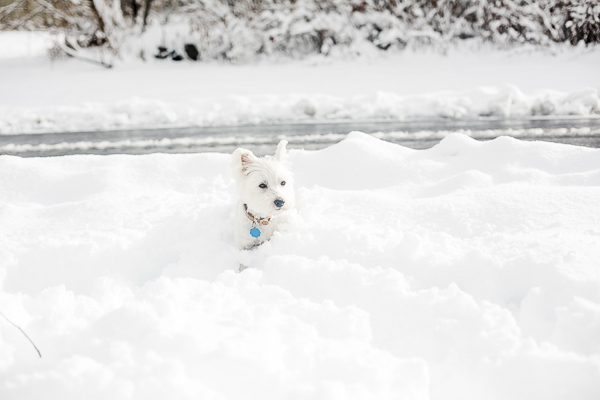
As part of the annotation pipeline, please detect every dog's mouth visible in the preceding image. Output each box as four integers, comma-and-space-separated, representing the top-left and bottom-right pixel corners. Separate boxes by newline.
275, 203, 291, 212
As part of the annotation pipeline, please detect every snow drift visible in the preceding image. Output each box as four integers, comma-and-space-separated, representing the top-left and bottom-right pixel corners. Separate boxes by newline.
1, 132, 599, 399
1, 86, 599, 135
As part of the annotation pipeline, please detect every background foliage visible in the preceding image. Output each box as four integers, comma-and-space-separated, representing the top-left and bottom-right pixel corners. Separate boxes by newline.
1, 0, 598, 60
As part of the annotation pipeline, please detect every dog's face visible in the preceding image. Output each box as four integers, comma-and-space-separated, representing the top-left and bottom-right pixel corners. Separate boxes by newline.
231, 140, 295, 217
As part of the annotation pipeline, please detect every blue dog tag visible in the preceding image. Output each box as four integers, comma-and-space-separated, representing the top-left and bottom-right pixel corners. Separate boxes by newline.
250, 227, 261, 238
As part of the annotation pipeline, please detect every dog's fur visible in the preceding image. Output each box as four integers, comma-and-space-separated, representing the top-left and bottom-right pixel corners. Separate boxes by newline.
231, 140, 295, 251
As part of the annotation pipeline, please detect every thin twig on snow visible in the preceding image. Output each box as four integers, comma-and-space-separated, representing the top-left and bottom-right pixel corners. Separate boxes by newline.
0, 310, 42, 358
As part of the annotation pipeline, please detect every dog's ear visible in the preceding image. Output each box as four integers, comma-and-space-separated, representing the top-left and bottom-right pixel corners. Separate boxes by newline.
240, 152, 255, 171
275, 140, 288, 162
231, 148, 256, 179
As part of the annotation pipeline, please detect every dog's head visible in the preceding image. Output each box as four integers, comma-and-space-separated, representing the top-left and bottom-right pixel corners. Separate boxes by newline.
231, 140, 295, 217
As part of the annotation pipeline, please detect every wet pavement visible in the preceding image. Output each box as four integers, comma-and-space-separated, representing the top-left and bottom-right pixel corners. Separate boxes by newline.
1, 117, 600, 157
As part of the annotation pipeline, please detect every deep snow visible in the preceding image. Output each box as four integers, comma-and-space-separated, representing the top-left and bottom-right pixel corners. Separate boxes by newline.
1, 132, 599, 399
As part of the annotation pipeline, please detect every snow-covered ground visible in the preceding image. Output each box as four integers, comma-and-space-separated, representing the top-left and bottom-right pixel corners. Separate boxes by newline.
0, 32, 599, 135
1, 132, 599, 399
1, 30, 600, 398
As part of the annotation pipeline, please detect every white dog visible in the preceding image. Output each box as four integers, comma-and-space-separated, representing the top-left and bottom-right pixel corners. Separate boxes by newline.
231, 140, 295, 251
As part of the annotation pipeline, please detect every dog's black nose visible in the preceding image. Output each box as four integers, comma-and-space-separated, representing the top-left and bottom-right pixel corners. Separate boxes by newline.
274, 199, 285, 208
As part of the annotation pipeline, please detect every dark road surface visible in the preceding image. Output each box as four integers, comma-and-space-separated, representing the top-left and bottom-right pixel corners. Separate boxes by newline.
1, 117, 600, 157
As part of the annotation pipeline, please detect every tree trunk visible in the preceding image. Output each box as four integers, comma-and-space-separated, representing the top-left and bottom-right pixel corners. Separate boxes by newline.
142, 0, 152, 32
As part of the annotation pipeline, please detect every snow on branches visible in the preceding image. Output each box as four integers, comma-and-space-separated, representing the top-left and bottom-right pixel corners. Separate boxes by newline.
0, 0, 598, 61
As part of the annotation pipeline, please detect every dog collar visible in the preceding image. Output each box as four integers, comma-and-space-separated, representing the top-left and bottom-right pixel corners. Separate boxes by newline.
243, 204, 272, 226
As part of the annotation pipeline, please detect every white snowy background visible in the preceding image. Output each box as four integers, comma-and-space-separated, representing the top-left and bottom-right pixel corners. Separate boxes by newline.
1, 6, 600, 398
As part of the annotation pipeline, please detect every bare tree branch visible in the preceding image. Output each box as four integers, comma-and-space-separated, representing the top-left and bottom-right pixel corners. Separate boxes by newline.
0, 0, 29, 25
142, 0, 152, 32
33, 0, 76, 24
1, 0, 57, 30
58, 38, 113, 68
88, 0, 106, 33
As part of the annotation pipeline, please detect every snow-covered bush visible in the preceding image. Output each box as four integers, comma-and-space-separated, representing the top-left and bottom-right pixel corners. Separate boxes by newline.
150, 0, 600, 60
174, 0, 356, 60
1, 0, 599, 61
554, 0, 600, 45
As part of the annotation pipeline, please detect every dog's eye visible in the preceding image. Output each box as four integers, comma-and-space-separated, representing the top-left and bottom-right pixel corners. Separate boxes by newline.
259, 183, 267, 189
281, 181, 286, 186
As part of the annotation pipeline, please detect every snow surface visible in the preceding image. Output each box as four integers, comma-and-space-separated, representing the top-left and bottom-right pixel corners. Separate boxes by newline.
0, 32, 56, 60
1, 32, 599, 134
1, 132, 599, 399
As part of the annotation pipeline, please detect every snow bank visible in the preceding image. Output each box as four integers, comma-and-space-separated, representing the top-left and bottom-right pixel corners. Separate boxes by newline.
1, 42, 599, 135
1, 133, 599, 399
0, 31, 56, 60
1, 87, 599, 135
